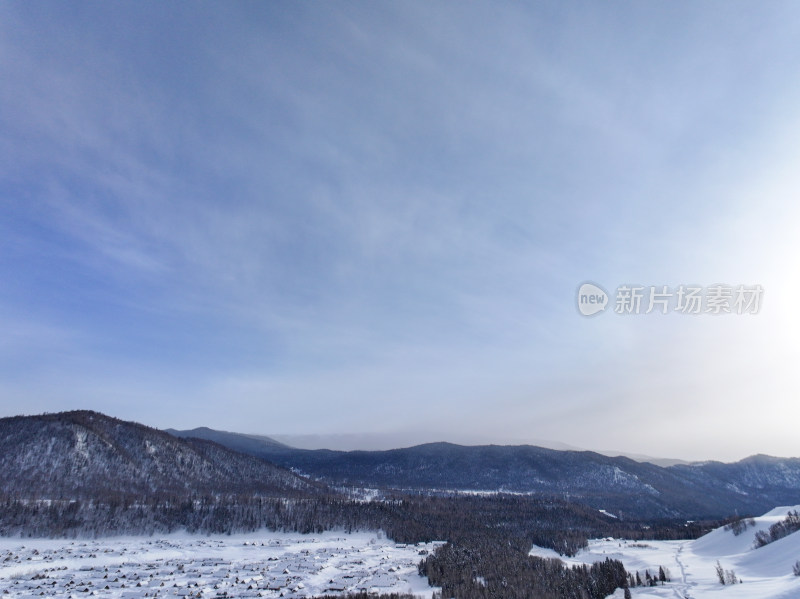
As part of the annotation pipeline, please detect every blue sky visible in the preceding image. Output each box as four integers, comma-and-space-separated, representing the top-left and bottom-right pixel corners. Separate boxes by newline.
2, 2, 800, 460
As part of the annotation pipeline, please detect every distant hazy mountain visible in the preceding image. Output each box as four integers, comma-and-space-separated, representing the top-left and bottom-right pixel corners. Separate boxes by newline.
170, 428, 685, 465
165, 426, 290, 454
0, 411, 319, 499
167, 427, 800, 519
264, 432, 583, 453
595, 451, 689, 468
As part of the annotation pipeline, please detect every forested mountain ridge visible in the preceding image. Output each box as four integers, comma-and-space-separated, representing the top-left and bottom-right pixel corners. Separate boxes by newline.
4, 410, 798, 522
0, 411, 320, 499
169, 427, 800, 519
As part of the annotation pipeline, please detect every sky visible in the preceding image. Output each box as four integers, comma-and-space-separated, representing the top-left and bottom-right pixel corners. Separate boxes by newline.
2, 1, 800, 462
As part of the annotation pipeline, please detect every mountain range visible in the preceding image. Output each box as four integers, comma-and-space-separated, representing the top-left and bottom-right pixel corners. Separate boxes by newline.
1, 410, 799, 522
169, 426, 800, 519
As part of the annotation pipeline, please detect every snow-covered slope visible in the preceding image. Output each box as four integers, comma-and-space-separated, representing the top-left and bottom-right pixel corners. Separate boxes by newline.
687, 505, 800, 586
531, 505, 800, 598
691, 506, 792, 558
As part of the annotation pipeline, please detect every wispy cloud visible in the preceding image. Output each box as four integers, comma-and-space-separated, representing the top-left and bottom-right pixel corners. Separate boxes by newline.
2, 2, 800, 460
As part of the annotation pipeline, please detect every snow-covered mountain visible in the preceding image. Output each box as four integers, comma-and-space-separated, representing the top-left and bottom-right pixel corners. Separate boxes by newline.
674, 454, 800, 496
0, 411, 320, 499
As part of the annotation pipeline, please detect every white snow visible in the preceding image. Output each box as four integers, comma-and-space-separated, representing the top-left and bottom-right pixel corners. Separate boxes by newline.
530, 505, 800, 598
0, 530, 442, 598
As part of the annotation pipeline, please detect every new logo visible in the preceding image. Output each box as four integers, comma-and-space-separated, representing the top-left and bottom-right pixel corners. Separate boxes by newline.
577, 282, 608, 316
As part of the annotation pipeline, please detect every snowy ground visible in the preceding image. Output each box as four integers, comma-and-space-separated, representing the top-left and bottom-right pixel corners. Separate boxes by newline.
531, 505, 800, 599
0, 530, 442, 598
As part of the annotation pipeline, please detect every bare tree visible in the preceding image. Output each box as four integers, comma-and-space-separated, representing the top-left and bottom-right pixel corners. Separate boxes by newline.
715, 560, 725, 585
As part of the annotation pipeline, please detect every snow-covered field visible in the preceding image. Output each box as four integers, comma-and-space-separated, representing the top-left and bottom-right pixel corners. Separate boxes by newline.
0, 531, 442, 598
531, 505, 800, 598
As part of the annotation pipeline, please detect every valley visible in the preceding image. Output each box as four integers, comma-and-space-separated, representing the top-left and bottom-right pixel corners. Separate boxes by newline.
2, 411, 800, 598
